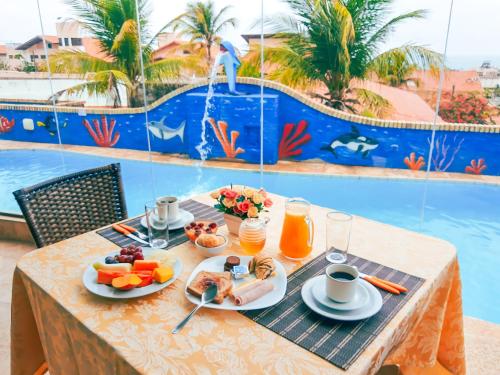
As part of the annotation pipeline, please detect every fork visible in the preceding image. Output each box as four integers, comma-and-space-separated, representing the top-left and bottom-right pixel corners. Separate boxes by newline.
117, 223, 149, 241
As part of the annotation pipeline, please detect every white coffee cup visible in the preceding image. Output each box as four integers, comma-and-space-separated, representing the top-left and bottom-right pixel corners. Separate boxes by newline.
155, 197, 169, 224
325, 264, 359, 303
157, 196, 180, 223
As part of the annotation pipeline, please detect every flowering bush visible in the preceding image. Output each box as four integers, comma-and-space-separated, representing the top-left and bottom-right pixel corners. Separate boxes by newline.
211, 186, 273, 219
438, 92, 495, 124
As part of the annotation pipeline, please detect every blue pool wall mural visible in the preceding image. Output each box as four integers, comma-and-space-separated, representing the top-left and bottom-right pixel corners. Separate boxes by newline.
0, 78, 499, 176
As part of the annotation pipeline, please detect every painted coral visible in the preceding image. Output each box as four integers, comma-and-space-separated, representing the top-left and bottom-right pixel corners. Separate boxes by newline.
465, 159, 487, 175
208, 118, 245, 158
0, 116, 15, 133
278, 120, 312, 159
404, 152, 425, 171
82, 116, 120, 147
427, 134, 464, 172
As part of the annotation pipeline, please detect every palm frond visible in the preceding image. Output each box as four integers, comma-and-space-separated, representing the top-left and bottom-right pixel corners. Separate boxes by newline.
53, 69, 132, 107
353, 87, 392, 117
367, 9, 427, 46
49, 50, 114, 74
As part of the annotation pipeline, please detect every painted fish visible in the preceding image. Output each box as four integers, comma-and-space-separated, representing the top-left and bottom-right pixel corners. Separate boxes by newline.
147, 117, 185, 142
36, 115, 57, 136
322, 125, 379, 158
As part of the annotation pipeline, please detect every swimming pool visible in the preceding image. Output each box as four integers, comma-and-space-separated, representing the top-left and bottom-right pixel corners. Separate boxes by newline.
1, 149, 499, 323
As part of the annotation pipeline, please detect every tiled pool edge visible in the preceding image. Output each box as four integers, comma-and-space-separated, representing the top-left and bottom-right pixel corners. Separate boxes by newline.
2, 140, 499, 186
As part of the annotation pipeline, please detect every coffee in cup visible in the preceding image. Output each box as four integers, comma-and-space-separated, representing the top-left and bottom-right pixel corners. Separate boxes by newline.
325, 264, 359, 303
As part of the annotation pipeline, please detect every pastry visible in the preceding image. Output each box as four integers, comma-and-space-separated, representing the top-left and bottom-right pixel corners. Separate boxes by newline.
186, 271, 232, 304
197, 234, 224, 248
224, 256, 240, 272
248, 254, 276, 280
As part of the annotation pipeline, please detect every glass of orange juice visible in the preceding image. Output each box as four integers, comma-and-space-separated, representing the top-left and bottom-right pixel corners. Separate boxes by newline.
279, 198, 314, 260
239, 218, 267, 255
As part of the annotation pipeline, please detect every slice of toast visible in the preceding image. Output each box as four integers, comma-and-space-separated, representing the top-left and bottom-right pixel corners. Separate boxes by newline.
187, 271, 233, 304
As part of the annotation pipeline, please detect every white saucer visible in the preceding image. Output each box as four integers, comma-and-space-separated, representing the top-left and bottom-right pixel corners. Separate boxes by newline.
311, 275, 369, 311
301, 277, 382, 321
140, 209, 194, 231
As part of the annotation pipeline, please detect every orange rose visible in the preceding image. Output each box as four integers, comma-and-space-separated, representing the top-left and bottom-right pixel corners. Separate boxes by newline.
247, 206, 259, 218
223, 198, 236, 208
252, 192, 264, 205
210, 191, 220, 199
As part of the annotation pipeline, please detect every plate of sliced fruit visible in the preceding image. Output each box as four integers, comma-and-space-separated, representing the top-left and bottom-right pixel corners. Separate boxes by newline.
83, 245, 182, 299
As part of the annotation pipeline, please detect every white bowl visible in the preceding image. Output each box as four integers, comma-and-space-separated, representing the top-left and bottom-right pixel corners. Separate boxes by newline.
194, 234, 228, 257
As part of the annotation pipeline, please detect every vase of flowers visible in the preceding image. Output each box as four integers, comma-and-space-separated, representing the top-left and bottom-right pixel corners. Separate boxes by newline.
211, 186, 273, 235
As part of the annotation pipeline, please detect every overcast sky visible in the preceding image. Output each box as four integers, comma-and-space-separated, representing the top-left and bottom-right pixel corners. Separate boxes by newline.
1, 0, 499, 68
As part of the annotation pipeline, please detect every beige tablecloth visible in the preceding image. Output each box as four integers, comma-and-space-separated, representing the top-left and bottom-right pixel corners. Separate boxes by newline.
11, 193, 465, 374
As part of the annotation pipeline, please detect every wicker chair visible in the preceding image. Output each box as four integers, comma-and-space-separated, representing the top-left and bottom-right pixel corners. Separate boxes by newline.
13, 163, 128, 248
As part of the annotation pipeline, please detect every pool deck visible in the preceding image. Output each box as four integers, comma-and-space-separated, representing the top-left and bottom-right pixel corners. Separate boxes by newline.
0, 239, 499, 374
1, 140, 499, 185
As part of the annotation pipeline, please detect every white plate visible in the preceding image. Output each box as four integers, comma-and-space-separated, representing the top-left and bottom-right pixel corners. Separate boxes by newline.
302, 277, 382, 321
311, 275, 369, 311
140, 209, 195, 231
184, 255, 287, 310
82, 248, 182, 299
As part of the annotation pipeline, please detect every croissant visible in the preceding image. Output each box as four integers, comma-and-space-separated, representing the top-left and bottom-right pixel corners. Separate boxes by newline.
248, 254, 276, 280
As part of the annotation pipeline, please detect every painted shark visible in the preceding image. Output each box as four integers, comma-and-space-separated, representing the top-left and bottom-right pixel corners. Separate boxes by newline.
147, 117, 185, 142
322, 125, 379, 158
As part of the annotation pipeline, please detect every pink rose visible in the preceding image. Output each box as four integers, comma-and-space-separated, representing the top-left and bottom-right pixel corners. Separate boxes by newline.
264, 198, 273, 208
237, 200, 250, 213
224, 190, 238, 200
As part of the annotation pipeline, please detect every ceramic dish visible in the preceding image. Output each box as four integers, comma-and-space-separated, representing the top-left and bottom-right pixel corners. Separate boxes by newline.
194, 234, 228, 257
184, 255, 287, 310
140, 209, 194, 231
83, 248, 182, 299
311, 275, 369, 311
301, 276, 382, 321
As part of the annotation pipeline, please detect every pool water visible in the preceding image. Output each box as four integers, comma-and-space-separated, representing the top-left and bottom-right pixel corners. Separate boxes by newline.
1, 149, 499, 323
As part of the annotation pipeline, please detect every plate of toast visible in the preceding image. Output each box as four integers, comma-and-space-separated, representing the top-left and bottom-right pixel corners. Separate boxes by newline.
184, 254, 287, 310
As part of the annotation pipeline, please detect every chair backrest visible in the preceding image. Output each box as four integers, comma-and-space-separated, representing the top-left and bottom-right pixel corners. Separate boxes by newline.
13, 163, 128, 248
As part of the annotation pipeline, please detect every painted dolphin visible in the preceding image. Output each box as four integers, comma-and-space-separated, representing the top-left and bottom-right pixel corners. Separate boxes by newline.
322, 125, 379, 158
147, 117, 185, 142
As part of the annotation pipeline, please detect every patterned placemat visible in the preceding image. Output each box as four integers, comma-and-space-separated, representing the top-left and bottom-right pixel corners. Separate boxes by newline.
97, 200, 224, 249
240, 253, 425, 370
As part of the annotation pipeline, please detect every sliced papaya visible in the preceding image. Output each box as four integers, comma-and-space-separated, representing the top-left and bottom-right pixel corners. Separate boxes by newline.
131, 270, 153, 276
111, 274, 142, 290
133, 260, 161, 271
97, 270, 125, 284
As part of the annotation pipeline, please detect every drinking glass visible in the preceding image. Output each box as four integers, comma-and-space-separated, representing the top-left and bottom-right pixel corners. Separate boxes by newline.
145, 201, 169, 249
325, 211, 352, 263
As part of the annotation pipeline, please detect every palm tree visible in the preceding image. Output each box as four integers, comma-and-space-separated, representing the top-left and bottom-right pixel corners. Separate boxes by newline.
49, 0, 201, 107
240, 0, 442, 112
166, 0, 238, 64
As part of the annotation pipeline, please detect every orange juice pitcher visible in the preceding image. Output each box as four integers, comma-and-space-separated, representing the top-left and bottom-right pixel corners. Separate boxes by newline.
279, 198, 314, 259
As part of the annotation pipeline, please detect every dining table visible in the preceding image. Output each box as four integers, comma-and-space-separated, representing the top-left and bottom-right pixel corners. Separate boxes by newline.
11, 190, 466, 375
